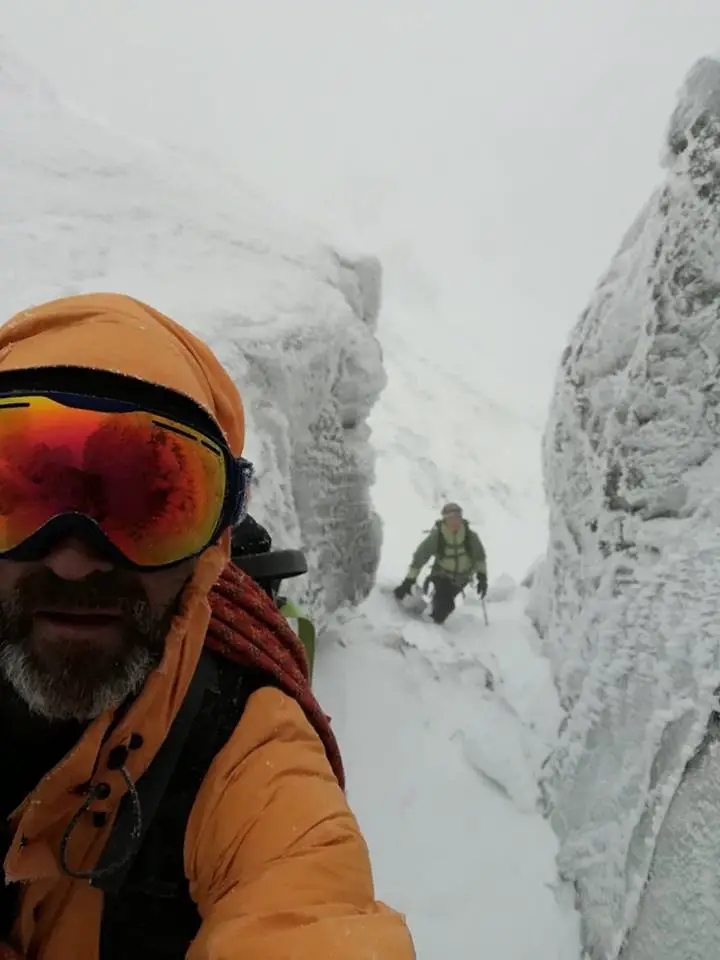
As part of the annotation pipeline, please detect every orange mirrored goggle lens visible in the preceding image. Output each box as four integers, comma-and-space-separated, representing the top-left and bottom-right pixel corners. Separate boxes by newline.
0, 394, 229, 567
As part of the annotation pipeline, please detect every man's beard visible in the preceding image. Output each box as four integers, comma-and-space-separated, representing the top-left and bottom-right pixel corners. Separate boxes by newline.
0, 569, 176, 722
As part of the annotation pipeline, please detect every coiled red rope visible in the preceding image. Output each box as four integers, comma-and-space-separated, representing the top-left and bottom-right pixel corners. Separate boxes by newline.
206, 562, 345, 789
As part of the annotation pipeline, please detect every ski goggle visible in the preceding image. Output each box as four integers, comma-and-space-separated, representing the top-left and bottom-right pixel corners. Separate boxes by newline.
0, 392, 253, 569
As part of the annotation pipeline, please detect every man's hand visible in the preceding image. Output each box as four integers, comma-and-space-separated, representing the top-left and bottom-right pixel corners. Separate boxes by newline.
393, 578, 415, 600
476, 572, 488, 598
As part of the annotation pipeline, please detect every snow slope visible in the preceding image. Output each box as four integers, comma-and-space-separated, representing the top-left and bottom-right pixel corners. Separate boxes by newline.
529, 56, 720, 959
315, 585, 581, 958
0, 37, 383, 628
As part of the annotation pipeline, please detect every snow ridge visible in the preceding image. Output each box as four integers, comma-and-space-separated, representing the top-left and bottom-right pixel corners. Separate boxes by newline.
529, 55, 720, 958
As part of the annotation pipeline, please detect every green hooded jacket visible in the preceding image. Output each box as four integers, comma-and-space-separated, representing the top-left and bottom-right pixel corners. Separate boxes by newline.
407, 520, 487, 587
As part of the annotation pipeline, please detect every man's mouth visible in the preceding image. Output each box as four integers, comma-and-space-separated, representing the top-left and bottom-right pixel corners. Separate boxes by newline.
33, 608, 123, 637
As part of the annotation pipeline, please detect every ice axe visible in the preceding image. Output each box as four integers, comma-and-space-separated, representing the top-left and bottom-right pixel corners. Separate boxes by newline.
471, 578, 489, 625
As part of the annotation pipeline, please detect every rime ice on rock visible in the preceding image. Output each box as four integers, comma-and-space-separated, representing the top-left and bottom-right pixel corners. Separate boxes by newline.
529, 56, 720, 959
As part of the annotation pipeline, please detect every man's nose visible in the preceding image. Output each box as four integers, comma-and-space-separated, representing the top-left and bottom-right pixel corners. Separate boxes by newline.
43, 537, 114, 580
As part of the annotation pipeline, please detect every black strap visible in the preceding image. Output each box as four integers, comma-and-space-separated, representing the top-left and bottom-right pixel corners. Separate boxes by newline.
93, 650, 218, 894
433, 521, 444, 560
99, 652, 263, 960
0, 819, 17, 940
233, 548, 308, 584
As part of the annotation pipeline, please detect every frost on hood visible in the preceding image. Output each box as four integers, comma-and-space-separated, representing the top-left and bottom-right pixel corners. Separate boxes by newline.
529, 55, 720, 959
0, 37, 385, 631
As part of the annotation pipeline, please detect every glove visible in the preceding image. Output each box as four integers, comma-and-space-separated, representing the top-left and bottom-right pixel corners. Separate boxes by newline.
393, 578, 414, 600
476, 572, 488, 597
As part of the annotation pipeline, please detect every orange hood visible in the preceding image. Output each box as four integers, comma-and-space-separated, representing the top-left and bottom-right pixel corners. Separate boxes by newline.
0, 292, 244, 454
0, 293, 245, 888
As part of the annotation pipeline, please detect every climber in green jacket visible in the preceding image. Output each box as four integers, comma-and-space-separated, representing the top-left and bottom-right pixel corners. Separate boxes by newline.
394, 502, 488, 624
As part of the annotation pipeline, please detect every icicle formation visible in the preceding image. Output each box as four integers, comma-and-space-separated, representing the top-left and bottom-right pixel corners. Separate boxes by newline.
530, 57, 720, 959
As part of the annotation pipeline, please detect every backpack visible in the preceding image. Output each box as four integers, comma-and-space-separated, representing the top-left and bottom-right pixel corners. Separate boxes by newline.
421, 520, 478, 591
434, 518, 476, 556
92, 558, 341, 959
231, 516, 316, 675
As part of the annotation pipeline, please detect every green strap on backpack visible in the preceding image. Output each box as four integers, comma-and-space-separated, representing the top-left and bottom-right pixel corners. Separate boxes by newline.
277, 596, 316, 680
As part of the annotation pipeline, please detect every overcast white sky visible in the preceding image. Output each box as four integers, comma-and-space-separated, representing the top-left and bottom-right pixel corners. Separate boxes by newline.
1, 0, 718, 411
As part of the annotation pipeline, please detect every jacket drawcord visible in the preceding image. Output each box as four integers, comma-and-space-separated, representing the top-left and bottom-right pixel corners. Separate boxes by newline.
59, 763, 142, 882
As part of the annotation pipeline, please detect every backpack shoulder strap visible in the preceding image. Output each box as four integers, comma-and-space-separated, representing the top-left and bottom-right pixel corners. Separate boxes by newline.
277, 597, 316, 678
433, 521, 446, 559
92, 650, 218, 894
98, 649, 265, 960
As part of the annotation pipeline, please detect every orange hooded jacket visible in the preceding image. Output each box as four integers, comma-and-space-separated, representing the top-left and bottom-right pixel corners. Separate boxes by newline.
0, 294, 416, 960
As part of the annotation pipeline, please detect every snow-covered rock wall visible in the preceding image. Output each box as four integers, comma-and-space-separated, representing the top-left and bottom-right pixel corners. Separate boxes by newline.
530, 56, 720, 959
0, 37, 385, 628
